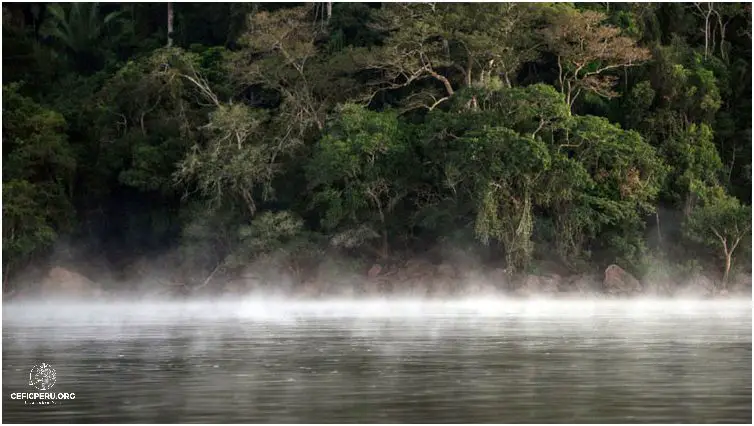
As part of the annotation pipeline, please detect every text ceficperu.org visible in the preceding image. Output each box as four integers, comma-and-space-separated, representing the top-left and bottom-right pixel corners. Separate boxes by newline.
10, 392, 76, 400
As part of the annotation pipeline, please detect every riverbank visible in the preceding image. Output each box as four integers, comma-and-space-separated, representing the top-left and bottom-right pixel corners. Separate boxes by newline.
4, 257, 751, 301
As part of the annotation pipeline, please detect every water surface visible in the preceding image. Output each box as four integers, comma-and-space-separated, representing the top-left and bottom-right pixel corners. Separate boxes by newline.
3, 298, 752, 423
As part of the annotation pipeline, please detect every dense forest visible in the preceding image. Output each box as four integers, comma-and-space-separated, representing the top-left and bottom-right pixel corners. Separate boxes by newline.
2, 2, 752, 296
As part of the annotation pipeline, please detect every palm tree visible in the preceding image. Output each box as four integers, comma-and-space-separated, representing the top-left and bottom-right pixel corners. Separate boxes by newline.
41, 3, 121, 68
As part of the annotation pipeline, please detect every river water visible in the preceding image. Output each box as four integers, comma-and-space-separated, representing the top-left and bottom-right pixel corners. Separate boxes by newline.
2, 298, 752, 423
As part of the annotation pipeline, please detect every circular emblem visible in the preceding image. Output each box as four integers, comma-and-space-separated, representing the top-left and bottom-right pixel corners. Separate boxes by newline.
29, 363, 56, 391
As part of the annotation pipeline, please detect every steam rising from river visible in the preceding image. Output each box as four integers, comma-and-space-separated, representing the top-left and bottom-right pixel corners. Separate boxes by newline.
4, 297, 751, 326
4, 297, 751, 423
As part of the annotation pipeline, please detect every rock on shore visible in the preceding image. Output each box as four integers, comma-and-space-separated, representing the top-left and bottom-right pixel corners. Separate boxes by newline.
40, 267, 103, 298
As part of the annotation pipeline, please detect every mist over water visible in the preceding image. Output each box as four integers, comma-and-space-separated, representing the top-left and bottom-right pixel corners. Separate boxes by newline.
3, 298, 752, 423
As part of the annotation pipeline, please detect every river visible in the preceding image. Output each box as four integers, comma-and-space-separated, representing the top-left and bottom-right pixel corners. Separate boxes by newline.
2, 298, 752, 423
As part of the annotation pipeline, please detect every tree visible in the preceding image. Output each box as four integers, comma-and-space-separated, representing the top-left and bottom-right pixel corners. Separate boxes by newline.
124, 46, 288, 219
660, 123, 724, 216
2, 85, 76, 279
542, 154, 596, 267
690, 2, 747, 62
433, 3, 543, 89
692, 2, 715, 59
95, 48, 203, 195
167, 1, 173, 47
307, 104, 414, 259
225, 211, 323, 286
355, 3, 542, 110
176, 103, 271, 217
542, 8, 651, 110
40, 3, 122, 71
466, 127, 551, 272
684, 185, 751, 287
233, 6, 364, 155
1, 2, 751, 294
420, 86, 558, 272
549, 116, 665, 268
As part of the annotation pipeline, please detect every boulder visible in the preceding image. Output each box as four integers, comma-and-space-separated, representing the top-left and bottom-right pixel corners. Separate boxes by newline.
40, 267, 101, 297
603, 264, 642, 296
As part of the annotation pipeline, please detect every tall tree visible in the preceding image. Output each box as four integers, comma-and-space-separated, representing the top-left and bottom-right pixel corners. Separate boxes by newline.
2, 85, 76, 280
40, 3, 122, 71
542, 8, 651, 110
684, 185, 751, 286
355, 3, 542, 110
167, 1, 173, 47
307, 104, 414, 259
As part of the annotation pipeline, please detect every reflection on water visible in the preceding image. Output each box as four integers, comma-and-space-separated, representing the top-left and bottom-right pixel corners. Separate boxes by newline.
3, 299, 752, 423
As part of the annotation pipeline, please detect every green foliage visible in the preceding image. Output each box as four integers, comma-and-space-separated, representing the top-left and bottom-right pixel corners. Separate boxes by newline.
541, 7, 652, 109
543, 116, 665, 269
684, 185, 751, 282
2, 85, 76, 271
307, 104, 414, 257
40, 3, 123, 71
467, 126, 550, 271
569, 116, 664, 214
422, 86, 558, 271
542, 154, 596, 267
1, 3, 751, 288
456, 84, 571, 137
2, 85, 76, 181
661, 123, 724, 208
176, 104, 271, 216
327, 3, 382, 50
2, 180, 72, 267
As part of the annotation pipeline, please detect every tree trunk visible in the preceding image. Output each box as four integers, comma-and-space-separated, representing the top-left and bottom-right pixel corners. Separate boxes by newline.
167, 2, 174, 47
704, 9, 710, 58
719, 18, 729, 61
696, 3, 714, 58
723, 251, 731, 289
326, 2, 332, 23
